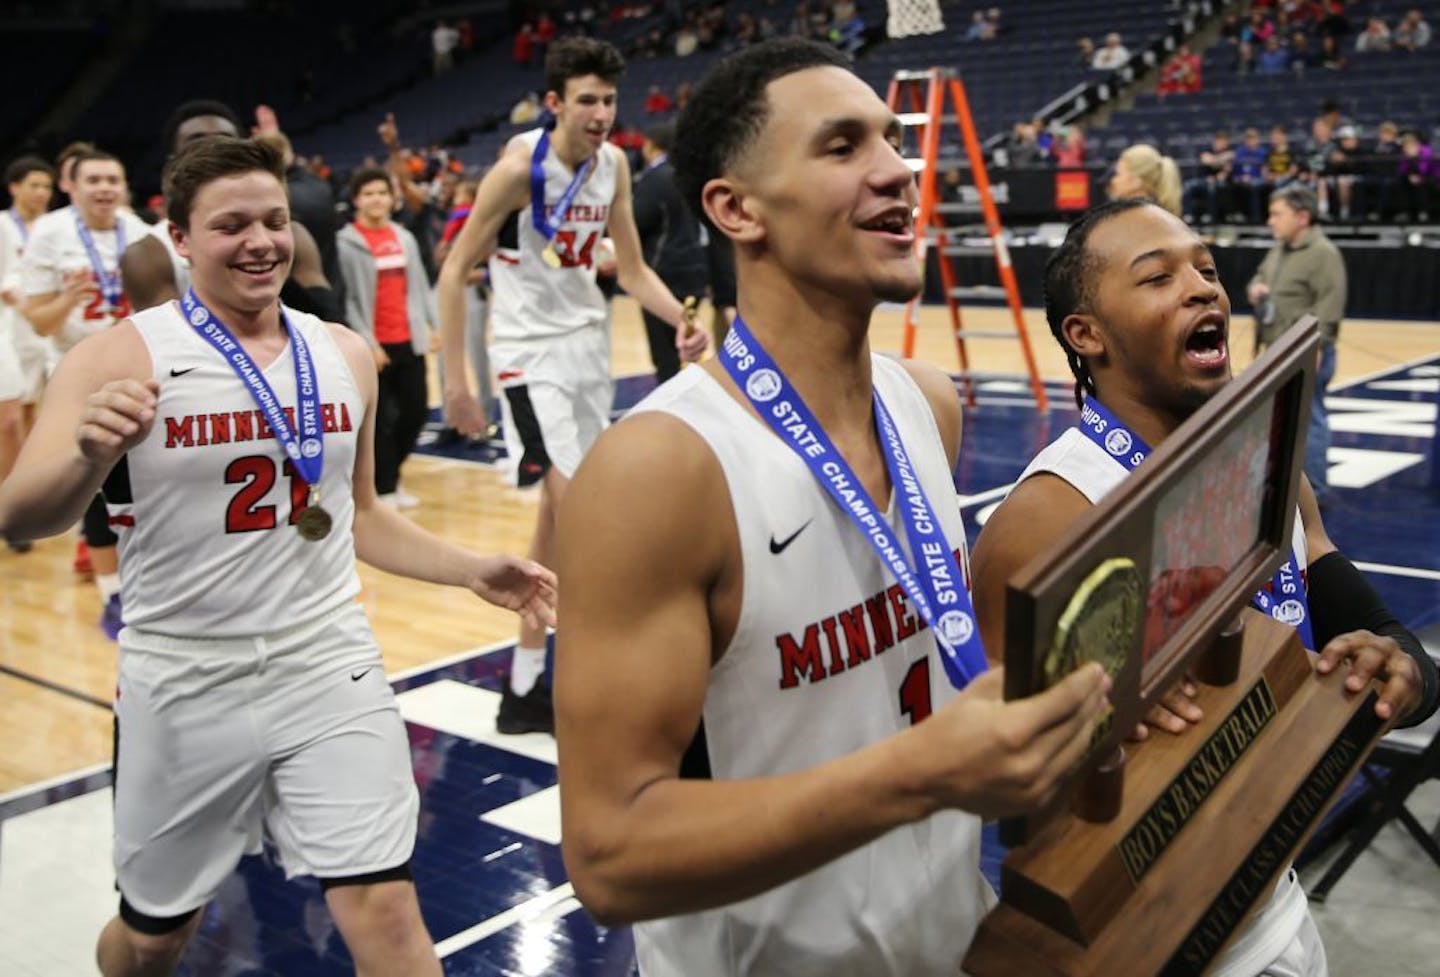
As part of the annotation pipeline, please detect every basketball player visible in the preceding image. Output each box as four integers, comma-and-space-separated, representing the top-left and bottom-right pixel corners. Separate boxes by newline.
0, 156, 55, 551
123, 100, 343, 325
970, 198, 1436, 977
437, 36, 709, 734
553, 39, 1111, 976
21, 149, 149, 634
0, 135, 556, 977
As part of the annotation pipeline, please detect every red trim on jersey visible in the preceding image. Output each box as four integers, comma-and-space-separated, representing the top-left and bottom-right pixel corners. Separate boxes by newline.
108, 515, 135, 527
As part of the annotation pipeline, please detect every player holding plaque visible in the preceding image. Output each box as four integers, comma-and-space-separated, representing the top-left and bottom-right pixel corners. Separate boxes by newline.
0, 136, 556, 977
971, 198, 1436, 976
438, 36, 708, 734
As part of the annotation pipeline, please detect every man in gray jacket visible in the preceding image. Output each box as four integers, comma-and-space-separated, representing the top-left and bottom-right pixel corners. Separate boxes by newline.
339, 168, 434, 507
1247, 183, 1346, 506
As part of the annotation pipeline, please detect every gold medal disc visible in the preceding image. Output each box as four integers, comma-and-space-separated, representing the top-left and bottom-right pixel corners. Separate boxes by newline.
296, 504, 333, 542
540, 243, 562, 269
1044, 557, 1143, 687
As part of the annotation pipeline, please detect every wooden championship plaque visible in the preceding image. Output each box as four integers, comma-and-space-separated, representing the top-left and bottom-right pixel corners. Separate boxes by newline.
963, 318, 1393, 977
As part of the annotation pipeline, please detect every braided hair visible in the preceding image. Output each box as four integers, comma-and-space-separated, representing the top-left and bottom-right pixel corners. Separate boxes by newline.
1042, 197, 1154, 407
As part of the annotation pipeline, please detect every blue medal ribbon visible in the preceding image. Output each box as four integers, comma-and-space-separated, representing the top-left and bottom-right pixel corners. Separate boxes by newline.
720, 316, 987, 690
530, 130, 593, 248
74, 212, 125, 312
182, 289, 324, 491
1075, 398, 1314, 648
9, 209, 27, 245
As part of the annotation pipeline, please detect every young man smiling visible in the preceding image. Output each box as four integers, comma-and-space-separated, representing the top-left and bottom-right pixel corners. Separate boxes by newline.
553, 39, 1111, 976
971, 198, 1436, 977
437, 36, 708, 734
0, 135, 556, 977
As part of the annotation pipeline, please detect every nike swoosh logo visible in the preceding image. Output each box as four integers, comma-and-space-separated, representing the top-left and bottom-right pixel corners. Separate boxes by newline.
169, 367, 197, 377
350, 667, 374, 682
769, 520, 812, 555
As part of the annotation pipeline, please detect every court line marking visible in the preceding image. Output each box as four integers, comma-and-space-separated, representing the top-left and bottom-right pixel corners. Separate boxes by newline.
0, 663, 110, 710
0, 762, 110, 807
434, 882, 579, 958
1335, 352, 1440, 391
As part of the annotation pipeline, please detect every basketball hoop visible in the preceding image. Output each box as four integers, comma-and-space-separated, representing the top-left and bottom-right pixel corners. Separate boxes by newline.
888, 0, 944, 39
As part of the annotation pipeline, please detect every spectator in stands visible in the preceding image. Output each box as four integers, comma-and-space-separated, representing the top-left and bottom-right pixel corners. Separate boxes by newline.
1256, 35, 1291, 74
1354, 17, 1392, 53
1156, 43, 1202, 95
734, 11, 758, 47
376, 113, 442, 283
1247, 183, 1345, 504
1053, 125, 1087, 168
1185, 130, 1236, 223
432, 20, 460, 75
1108, 143, 1182, 216
998, 119, 1044, 167
1266, 125, 1300, 188
644, 85, 674, 114
964, 10, 987, 42
1243, 8, 1276, 46
1317, 1, 1353, 42
1077, 36, 1096, 68
1091, 32, 1130, 70
982, 7, 1003, 41
1394, 9, 1432, 51
675, 21, 699, 56
1235, 39, 1257, 74
510, 91, 542, 125
1396, 130, 1436, 221
535, 12, 556, 57
514, 22, 537, 66
1289, 31, 1322, 72
675, 81, 694, 111
1233, 126, 1271, 221
1301, 117, 1337, 218
1327, 126, 1363, 221
1319, 32, 1348, 68
1366, 121, 1403, 218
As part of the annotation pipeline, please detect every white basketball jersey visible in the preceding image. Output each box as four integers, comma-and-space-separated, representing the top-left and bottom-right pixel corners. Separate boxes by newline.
628, 356, 994, 977
21, 208, 149, 351
488, 129, 615, 342
114, 301, 362, 637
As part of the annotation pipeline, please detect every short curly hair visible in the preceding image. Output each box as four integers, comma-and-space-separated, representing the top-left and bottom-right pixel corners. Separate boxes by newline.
1042, 197, 1154, 407
545, 37, 626, 98
673, 38, 849, 223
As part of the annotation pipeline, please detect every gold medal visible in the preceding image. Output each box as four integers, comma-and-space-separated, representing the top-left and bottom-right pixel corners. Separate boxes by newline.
1045, 557, 1143, 687
540, 243, 562, 269
296, 486, 332, 542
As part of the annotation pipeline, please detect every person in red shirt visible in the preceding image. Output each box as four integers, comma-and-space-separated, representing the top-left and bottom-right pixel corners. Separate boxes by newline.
337, 169, 435, 506
1156, 43, 1203, 95
643, 84, 673, 114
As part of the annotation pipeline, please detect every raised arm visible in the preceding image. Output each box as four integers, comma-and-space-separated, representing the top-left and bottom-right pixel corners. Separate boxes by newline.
0, 324, 154, 539
328, 322, 555, 628
437, 145, 530, 435
607, 149, 707, 361
556, 410, 1109, 925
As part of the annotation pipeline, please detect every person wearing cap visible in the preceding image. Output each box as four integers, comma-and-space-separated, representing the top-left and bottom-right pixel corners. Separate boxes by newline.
1246, 183, 1346, 507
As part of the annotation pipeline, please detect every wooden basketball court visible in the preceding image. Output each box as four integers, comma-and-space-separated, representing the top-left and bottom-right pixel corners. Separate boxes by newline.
0, 299, 1435, 794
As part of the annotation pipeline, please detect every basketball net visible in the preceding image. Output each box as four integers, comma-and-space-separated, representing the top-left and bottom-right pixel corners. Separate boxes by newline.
887, 0, 944, 38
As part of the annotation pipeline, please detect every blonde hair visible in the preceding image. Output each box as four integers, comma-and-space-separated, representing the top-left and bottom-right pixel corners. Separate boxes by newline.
1117, 143, 1182, 217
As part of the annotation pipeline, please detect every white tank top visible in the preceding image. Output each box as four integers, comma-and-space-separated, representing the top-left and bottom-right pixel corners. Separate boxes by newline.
113, 301, 362, 637
628, 356, 994, 977
21, 208, 150, 352
488, 128, 616, 342
1016, 424, 1311, 975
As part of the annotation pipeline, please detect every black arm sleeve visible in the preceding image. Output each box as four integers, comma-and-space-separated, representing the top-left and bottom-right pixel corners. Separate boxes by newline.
1307, 550, 1439, 728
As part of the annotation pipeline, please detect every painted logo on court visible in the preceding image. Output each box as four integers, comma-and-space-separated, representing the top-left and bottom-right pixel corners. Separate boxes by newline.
1272, 599, 1306, 626
746, 369, 782, 403
937, 610, 975, 646
1104, 429, 1133, 457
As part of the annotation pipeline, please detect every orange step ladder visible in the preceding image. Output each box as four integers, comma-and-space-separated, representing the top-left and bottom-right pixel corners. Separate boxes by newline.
886, 67, 1048, 412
